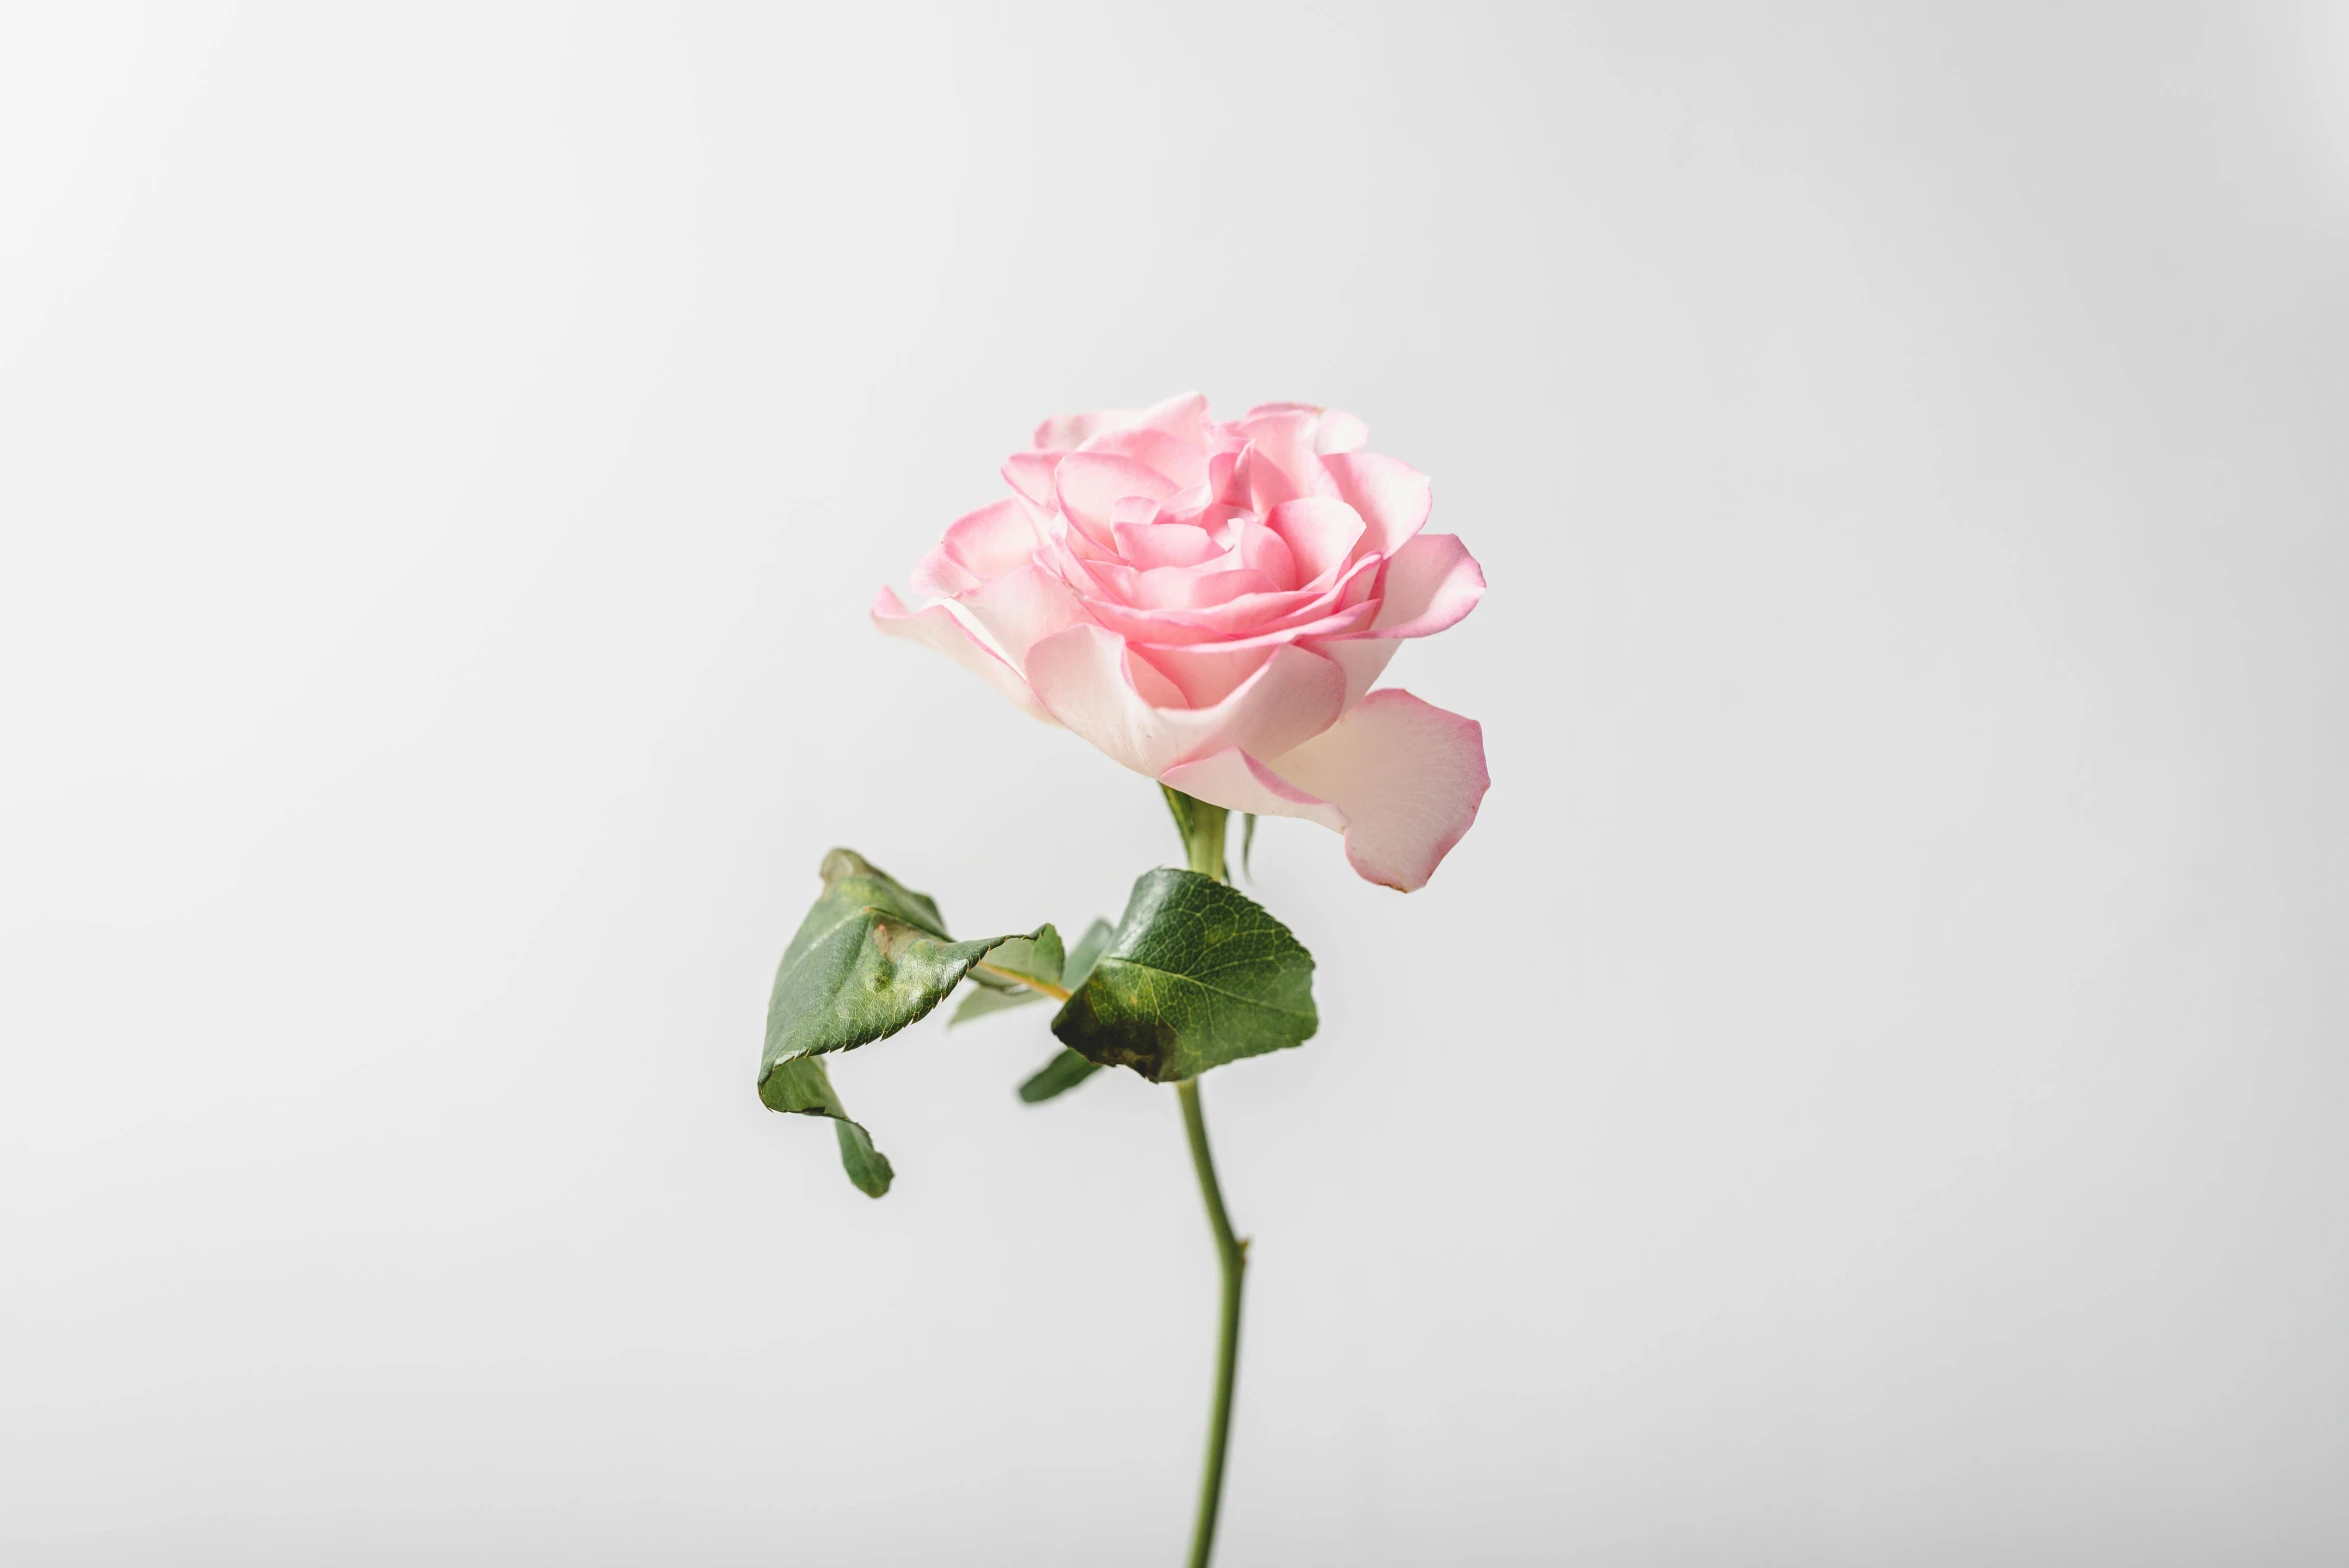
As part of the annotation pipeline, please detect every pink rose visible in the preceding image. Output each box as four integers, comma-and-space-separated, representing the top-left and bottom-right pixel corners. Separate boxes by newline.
873, 393, 1489, 891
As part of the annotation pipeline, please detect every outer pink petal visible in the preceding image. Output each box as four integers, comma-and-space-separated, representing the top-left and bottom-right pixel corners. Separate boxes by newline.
952, 563, 1092, 672
1024, 625, 1346, 778
1313, 409, 1369, 454
1127, 640, 1279, 707
1081, 424, 1210, 490
1323, 452, 1432, 557
939, 498, 1045, 578
1162, 691, 1487, 891
1002, 451, 1063, 505
909, 542, 981, 600
1279, 536, 1480, 699
871, 587, 1053, 722
1231, 403, 1366, 457
1035, 392, 1208, 451
1302, 633, 1400, 711
1364, 533, 1484, 639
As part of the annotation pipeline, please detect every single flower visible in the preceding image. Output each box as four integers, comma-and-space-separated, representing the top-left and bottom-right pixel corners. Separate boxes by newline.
874, 393, 1489, 890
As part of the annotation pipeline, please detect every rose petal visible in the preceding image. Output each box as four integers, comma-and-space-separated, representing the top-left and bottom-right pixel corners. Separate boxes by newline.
952, 562, 1092, 671
1126, 639, 1281, 708
1366, 533, 1485, 639
1035, 391, 1208, 452
1114, 520, 1223, 570
1322, 452, 1431, 557
1300, 633, 1400, 711
1002, 451, 1064, 506
1232, 516, 1299, 587
909, 542, 981, 601
1055, 452, 1181, 549
1024, 626, 1346, 777
872, 586, 1053, 722
940, 498, 1044, 578
1130, 566, 1280, 612
1159, 690, 1488, 891
1313, 409, 1369, 455
1266, 497, 1367, 587
1081, 424, 1209, 490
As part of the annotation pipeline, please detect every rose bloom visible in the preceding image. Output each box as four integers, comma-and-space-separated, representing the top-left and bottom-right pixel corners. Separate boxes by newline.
874, 394, 1488, 890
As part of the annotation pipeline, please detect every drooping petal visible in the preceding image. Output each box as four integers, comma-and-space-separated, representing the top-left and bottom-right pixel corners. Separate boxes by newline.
871, 587, 1053, 722
1159, 690, 1488, 891
1323, 452, 1432, 557
1024, 625, 1346, 778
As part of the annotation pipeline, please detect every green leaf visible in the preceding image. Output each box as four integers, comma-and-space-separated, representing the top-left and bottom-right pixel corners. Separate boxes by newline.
759, 848, 1033, 1193
1014, 917, 1117, 1101
1055, 918, 1111, 986
952, 981, 1051, 1026
758, 1056, 894, 1197
1051, 871, 1317, 1083
1018, 1049, 1104, 1103
970, 925, 1065, 990
950, 924, 1064, 1025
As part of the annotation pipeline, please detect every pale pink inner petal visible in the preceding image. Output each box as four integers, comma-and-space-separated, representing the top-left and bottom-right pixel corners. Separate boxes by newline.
1136, 565, 1282, 612
1054, 452, 1180, 547
1224, 409, 1324, 508
1232, 516, 1298, 587
1115, 520, 1224, 570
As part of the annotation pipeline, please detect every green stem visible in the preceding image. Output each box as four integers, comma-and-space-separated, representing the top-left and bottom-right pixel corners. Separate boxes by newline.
1178, 1076, 1244, 1568
1165, 788, 1242, 1567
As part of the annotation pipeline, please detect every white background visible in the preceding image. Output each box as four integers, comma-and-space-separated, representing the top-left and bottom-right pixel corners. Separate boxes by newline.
5, 4, 2346, 1563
